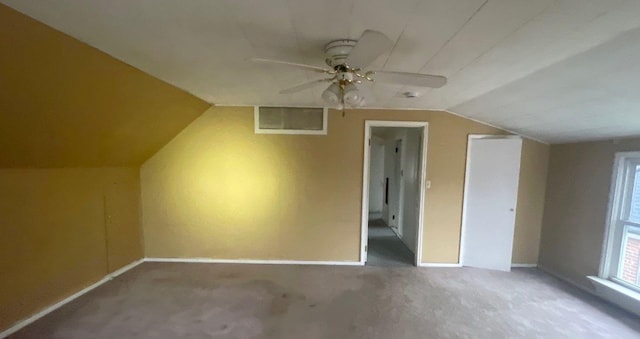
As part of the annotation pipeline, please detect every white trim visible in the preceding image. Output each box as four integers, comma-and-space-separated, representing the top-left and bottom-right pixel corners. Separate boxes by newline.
416, 124, 429, 266
144, 257, 362, 266
360, 120, 428, 266
0, 259, 144, 338
254, 106, 328, 135
418, 263, 462, 268
109, 258, 144, 277
588, 276, 640, 316
537, 264, 594, 295
459, 134, 523, 268
599, 151, 640, 278
418, 263, 535, 268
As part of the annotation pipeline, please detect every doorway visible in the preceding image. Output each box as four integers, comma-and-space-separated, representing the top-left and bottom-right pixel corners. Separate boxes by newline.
360, 121, 428, 266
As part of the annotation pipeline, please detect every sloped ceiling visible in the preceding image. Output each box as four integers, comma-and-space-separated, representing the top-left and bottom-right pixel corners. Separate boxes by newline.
2, 0, 640, 143
0, 4, 211, 167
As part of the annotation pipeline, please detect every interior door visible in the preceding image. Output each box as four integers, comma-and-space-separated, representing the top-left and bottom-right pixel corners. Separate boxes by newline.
461, 137, 522, 271
389, 139, 403, 232
368, 138, 385, 217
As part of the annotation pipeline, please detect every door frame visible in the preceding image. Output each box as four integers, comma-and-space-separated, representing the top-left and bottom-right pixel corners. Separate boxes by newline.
360, 120, 429, 266
459, 134, 522, 267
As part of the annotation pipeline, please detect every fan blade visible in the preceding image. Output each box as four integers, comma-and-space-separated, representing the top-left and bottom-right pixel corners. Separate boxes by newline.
346, 30, 394, 69
280, 78, 332, 94
373, 71, 447, 88
250, 57, 329, 73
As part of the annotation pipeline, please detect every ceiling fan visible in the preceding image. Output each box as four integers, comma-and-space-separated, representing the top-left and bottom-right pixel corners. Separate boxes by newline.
250, 30, 447, 108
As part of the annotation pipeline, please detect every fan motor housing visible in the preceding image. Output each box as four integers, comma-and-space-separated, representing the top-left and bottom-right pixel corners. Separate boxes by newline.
324, 39, 357, 68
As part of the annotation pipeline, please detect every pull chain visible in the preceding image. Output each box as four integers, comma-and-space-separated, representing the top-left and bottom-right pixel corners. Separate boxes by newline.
340, 85, 346, 117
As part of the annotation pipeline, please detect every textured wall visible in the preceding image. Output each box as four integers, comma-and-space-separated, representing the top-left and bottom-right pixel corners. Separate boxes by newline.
0, 168, 142, 331
141, 106, 549, 264
539, 138, 640, 290
0, 4, 210, 167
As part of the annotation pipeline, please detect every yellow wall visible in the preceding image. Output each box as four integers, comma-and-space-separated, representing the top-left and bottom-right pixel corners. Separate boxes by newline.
0, 168, 142, 330
513, 139, 549, 264
0, 4, 211, 167
142, 106, 549, 264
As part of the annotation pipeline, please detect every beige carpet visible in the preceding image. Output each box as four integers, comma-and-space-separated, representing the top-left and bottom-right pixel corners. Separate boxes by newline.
10, 262, 640, 338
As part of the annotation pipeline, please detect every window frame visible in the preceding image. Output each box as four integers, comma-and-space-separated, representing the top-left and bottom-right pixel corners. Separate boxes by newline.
254, 106, 328, 135
600, 151, 640, 292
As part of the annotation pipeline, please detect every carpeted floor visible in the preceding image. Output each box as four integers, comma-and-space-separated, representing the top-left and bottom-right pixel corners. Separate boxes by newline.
367, 219, 415, 267
9, 263, 640, 338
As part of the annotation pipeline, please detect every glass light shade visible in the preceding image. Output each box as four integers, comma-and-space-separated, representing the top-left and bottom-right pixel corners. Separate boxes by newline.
322, 83, 341, 104
343, 83, 361, 106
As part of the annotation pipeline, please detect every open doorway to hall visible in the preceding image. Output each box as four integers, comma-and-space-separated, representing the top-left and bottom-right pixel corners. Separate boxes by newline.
361, 122, 427, 267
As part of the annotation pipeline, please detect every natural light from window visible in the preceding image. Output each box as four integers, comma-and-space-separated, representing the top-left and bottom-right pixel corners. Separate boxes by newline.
602, 153, 640, 291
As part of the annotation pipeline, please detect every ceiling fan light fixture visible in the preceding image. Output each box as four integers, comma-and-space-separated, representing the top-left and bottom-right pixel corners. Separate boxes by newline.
343, 83, 362, 106
322, 83, 341, 104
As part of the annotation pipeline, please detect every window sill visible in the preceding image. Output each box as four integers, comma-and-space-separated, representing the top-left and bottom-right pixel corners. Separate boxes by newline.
587, 276, 640, 316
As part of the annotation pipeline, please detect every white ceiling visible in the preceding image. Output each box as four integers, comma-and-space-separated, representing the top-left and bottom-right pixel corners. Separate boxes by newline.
3, 0, 640, 143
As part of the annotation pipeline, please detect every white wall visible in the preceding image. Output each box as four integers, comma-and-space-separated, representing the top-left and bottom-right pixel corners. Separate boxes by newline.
368, 136, 385, 219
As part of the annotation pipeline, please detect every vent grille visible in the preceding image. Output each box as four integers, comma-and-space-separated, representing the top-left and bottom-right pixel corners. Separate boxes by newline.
255, 107, 327, 135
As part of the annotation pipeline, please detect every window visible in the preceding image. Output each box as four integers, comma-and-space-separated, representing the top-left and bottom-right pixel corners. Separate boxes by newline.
601, 152, 640, 291
254, 106, 327, 135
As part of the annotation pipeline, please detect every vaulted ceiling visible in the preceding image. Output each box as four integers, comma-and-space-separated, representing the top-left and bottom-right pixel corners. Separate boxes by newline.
2, 0, 640, 143
0, 4, 210, 167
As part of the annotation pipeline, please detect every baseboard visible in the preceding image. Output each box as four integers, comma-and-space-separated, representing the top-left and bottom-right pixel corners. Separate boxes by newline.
109, 258, 145, 277
0, 258, 144, 338
418, 262, 462, 267
418, 263, 537, 269
537, 264, 595, 295
539, 265, 640, 317
144, 257, 363, 266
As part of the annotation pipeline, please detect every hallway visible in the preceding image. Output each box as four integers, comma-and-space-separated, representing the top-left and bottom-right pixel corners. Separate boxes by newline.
366, 219, 414, 267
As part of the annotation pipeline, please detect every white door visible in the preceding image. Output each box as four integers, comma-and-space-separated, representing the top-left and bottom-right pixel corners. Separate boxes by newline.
368, 139, 385, 218
389, 139, 403, 232
461, 137, 522, 271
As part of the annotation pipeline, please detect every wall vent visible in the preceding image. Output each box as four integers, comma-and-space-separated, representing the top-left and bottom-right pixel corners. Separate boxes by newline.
254, 106, 327, 135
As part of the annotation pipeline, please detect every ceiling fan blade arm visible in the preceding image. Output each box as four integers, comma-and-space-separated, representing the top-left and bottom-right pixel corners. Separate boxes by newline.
279, 78, 332, 94
249, 57, 330, 73
345, 30, 394, 69
372, 71, 447, 88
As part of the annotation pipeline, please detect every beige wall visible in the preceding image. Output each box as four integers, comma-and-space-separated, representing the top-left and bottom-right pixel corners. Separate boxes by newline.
513, 139, 549, 264
142, 106, 548, 264
0, 168, 142, 331
0, 4, 210, 167
539, 138, 640, 290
